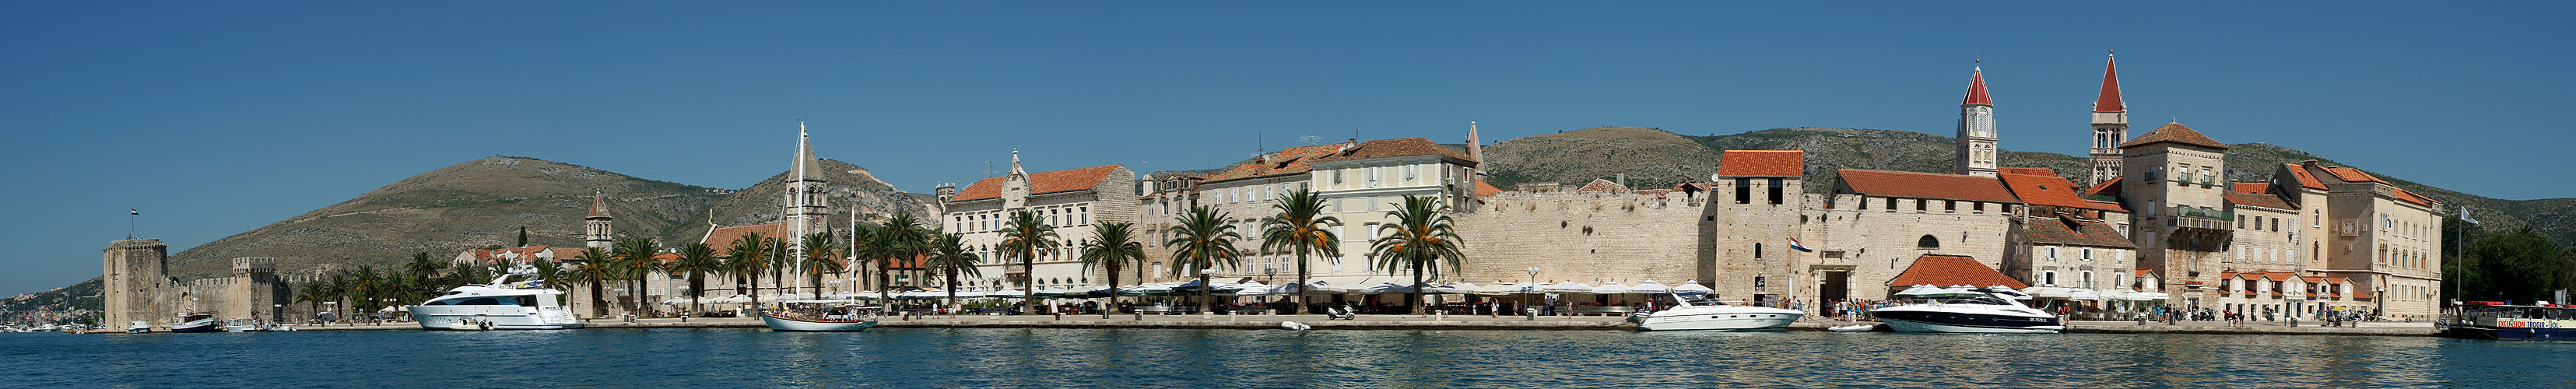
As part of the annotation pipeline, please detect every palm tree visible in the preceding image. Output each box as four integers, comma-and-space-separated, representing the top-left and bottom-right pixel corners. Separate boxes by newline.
405, 251, 447, 288
568, 247, 614, 318
1261, 189, 1341, 310
800, 232, 843, 300
353, 266, 382, 321
326, 274, 351, 322
844, 225, 877, 296
294, 282, 328, 324
998, 209, 1061, 314
767, 237, 793, 303
613, 237, 662, 317
1369, 195, 1467, 315
726, 233, 772, 313
923, 233, 984, 310
1163, 205, 1243, 314
875, 212, 933, 308
532, 258, 563, 292
1080, 222, 1146, 318
670, 242, 724, 317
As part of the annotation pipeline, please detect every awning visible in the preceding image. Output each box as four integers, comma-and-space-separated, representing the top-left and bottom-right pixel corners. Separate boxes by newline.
1628, 281, 1672, 294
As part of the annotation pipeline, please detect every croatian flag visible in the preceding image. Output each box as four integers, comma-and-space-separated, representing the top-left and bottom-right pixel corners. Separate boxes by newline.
130, 209, 139, 216
1788, 238, 1813, 253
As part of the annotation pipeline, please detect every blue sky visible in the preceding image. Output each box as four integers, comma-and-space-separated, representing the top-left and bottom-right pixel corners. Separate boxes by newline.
2, 2, 2567, 295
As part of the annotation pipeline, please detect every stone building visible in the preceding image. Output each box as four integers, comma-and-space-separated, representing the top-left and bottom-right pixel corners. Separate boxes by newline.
1997, 170, 2138, 296
942, 152, 1137, 293
1306, 137, 1482, 287
104, 239, 314, 329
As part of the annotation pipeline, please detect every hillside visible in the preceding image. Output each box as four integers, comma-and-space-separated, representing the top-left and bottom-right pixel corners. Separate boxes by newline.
1483, 126, 2574, 244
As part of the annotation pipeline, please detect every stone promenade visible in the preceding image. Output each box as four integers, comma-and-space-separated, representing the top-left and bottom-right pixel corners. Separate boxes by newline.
260, 313, 2437, 336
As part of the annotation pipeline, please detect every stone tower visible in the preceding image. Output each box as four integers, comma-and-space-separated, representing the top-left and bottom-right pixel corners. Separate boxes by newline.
2088, 52, 2130, 186
1954, 65, 1999, 177
227, 258, 286, 324
786, 121, 830, 240
585, 191, 614, 250
103, 238, 171, 329
2118, 121, 2232, 307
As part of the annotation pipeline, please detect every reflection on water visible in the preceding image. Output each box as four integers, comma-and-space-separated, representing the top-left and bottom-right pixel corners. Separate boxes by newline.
5, 328, 2572, 388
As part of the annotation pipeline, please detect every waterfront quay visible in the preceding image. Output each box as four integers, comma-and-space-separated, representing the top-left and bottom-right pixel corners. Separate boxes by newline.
265, 314, 2436, 336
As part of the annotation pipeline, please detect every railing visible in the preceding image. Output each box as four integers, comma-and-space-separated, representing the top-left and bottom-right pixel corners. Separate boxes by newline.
2174, 206, 2234, 221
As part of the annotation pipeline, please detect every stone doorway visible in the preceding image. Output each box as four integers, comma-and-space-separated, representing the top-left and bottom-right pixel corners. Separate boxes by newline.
1820, 271, 1849, 303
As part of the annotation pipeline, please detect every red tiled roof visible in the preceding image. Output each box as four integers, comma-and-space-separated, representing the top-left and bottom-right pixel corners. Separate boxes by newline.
2352, 290, 2374, 299
950, 164, 1125, 202
2300, 276, 2326, 283
2135, 269, 2154, 278
1999, 173, 2125, 212
2322, 166, 2381, 184
703, 223, 789, 251
1999, 167, 2056, 177
1886, 254, 2027, 289
2323, 277, 2350, 284
1835, 169, 2019, 203
1201, 143, 1346, 184
1576, 178, 1630, 192
588, 193, 611, 219
2281, 163, 2325, 190
1474, 180, 1500, 197
1718, 150, 1804, 177
1310, 137, 1476, 166
2095, 54, 2124, 112
2231, 183, 2271, 194
2118, 122, 2227, 150
2259, 272, 2297, 282
2086, 177, 2122, 199
2023, 216, 2138, 248
2223, 190, 2295, 211
1962, 68, 1993, 106
2392, 187, 2439, 207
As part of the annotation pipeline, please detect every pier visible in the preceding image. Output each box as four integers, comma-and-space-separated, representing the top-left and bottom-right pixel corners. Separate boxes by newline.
235, 314, 2437, 336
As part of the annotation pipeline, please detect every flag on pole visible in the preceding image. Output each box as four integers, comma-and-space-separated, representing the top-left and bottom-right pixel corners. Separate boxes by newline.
1788, 237, 1813, 253
2460, 207, 2478, 225
130, 209, 139, 216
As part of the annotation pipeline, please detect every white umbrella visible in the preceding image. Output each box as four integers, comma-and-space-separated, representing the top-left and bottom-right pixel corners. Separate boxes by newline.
2069, 290, 2102, 301
2131, 291, 2171, 300
1360, 282, 1416, 294
1671, 281, 1714, 295
989, 289, 1025, 297
714, 295, 750, 303
1591, 282, 1630, 294
1540, 282, 1595, 293
1303, 281, 1348, 293
1230, 285, 1272, 296
2023, 287, 2075, 299
2121, 290, 2159, 301
1628, 281, 1671, 294
1473, 283, 1518, 296
1431, 282, 1479, 294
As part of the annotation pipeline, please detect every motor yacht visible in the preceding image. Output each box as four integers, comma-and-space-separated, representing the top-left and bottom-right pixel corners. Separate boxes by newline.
169, 313, 222, 333
759, 301, 879, 332
222, 318, 259, 332
1627, 293, 1805, 331
125, 321, 151, 334
1869, 288, 2062, 334
408, 265, 581, 331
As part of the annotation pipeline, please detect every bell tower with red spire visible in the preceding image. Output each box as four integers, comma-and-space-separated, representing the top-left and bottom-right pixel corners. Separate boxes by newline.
1954, 63, 1999, 177
2089, 51, 2129, 186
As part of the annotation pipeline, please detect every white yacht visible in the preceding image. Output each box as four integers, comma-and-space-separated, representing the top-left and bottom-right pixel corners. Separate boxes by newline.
1628, 294, 1805, 331
408, 265, 581, 331
1870, 288, 2062, 334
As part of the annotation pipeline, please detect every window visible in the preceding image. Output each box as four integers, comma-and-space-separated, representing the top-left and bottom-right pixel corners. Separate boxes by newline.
1365, 223, 1380, 240
1858, 197, 1869, 210
1332, 170, 1344, 184
1914, 199, 1926, 212
1753, 244, 1764, 259
1404, 165, 1417, 181
2083, 248, 2093, 261
1945, 200, 1957, 212
1973, 202, 1985, 212
1917, 235, 1940, 249
1734, 178, 1752, 204
2044, 272, 2058, 286
2045, 247, 2058, 260
1886, 198, 1897, 210
1766, 178, 1785, 205
2082, 272, 2095, 289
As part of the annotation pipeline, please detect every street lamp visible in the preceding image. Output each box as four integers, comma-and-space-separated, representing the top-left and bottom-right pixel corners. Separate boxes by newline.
1526, 267, 1541, 283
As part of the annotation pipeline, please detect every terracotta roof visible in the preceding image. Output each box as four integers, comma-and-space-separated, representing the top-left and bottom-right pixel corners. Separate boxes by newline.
1961, 68, 1993, 106
549, 247, 588, 261
2281, 163, 2325, 190
2223, 190, 2295, 211
2391, 187, 2438, 207
2095, 54, 2124, 112
703, 223, 789, 251
1200, 143, 1346, 184
1998, 166, 2057, 177
1310, 137, 1476, 166
2118, 122, 2228, 150
2300, 275, 2326, 283
2352, 290, 2373, 299
1474, 180, 1500, 197
2231, 183, 2271, 194
2323, 277, 2349, 284
2322, 166, 2381, 184
1886, 254, 2026, 289
1999, 173, 2125, 212
1576, 178, 1630, 192
950, 164, 1125, 202
2259, 272, 2297, 282
1718, 150, 1805, 177
1834, 169, 2020, 203
2135, 269, 2154, 278
2023, 216, 2138, 249
2086, 177, 2122, 199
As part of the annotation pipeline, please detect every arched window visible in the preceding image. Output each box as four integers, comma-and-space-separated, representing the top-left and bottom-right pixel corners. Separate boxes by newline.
1917, 235, 1940, 250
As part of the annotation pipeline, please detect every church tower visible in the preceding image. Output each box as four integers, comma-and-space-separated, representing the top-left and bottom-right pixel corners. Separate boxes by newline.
786, 121, 830, 240
1001, 149, 1030, 209
2089, 51, 2130, 186
584, 191, 613, 250
1954, 65, 1999, 177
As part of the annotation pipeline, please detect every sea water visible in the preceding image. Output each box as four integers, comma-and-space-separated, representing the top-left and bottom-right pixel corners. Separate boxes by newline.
2, 328, 2570, 388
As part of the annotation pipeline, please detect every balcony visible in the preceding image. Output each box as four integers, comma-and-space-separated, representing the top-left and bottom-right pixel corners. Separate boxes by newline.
2171, 205, 2234, 232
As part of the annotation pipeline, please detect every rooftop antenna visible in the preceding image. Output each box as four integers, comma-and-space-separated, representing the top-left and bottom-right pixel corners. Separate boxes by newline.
985, 160, 997, 177
1299, 135, 1323, 145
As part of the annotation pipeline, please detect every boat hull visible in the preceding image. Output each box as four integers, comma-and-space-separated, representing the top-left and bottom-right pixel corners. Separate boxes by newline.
2444, 325, 2576, 341
409, 305, 583, 331
1872, 308, 2063, 334
168, 319, 222, 334
760, 313, 878, 332
1634, 307, 1804, 331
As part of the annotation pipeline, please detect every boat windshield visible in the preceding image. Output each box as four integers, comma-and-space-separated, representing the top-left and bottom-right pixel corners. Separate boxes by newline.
1670, 294, 1724, 307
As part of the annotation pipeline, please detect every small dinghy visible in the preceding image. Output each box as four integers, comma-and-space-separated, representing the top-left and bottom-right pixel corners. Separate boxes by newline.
1827, 324, 1877, 332
1279, 321, 1311, 331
